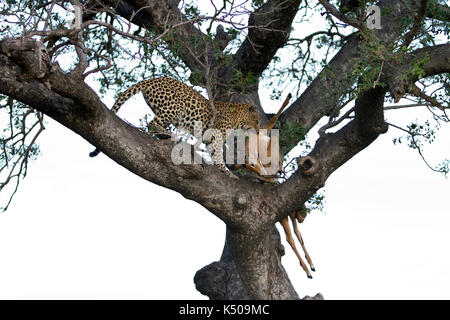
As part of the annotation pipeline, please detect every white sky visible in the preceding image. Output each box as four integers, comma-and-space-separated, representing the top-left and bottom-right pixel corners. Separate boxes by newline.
0, 91, 448, 299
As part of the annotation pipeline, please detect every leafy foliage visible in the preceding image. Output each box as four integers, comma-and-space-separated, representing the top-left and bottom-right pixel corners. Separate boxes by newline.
277, 120, 307, 158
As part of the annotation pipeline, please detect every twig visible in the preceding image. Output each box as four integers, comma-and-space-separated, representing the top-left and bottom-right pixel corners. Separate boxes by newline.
317, 0, 362, 29
386, 121, 443, 174
401, 0, 428, 49
318, 106, 355, 136
384, 103, 446, 111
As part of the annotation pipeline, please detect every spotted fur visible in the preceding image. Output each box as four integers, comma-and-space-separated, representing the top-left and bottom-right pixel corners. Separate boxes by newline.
90, 77, 260, 177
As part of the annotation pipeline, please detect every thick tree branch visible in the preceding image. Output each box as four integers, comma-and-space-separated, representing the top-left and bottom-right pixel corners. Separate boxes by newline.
385, 44, 450, 104
275, 86, 388, 220
102, 0, 212, 74
280, 0, 428, 140
202, 87, 389, 295
280, 33, 360, 129
223, 0, 302, 85
411, 44, 450, 77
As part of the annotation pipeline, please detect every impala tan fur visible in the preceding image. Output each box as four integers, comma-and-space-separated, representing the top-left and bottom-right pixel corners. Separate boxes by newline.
241, 94, 315, 278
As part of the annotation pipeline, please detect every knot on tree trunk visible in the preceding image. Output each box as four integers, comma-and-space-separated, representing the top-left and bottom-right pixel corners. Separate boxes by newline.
297, 156, 318, 175
194, 261, 249, 300
0, 37, 50, 80
233, 193, 248, 209
173, 164, 205, 180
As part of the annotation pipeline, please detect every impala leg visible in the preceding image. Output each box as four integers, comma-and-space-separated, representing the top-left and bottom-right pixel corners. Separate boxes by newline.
280, 217, 312, 279
290, 215, 315, 272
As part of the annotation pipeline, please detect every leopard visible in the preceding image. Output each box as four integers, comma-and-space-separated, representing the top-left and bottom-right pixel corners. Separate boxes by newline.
89, 76, 261, 178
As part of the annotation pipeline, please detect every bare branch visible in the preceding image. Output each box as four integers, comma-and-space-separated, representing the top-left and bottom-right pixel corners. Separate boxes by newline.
224, 0, 303, 86
385, 44, 450, 105
401, 0, 428, 49
280, 0, 439, 150
384, 103, 442, 111
318, 106, 355, 136
317, 0, 362, 29
69, 0, 89, 76
99, 0, 215, 74
387, 121, 445, 174
0, 101, 45, 212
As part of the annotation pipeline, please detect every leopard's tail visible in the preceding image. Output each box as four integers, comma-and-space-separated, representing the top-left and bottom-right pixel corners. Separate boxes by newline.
89, 148, 101, 157
110, 81, 146, 113
89, 81, 147, 157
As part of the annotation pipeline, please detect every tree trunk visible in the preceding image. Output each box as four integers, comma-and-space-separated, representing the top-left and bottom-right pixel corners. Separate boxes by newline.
194, 225, 300, 300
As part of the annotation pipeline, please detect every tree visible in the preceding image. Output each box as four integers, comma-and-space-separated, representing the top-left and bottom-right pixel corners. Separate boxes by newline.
0, 0, 449, 299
